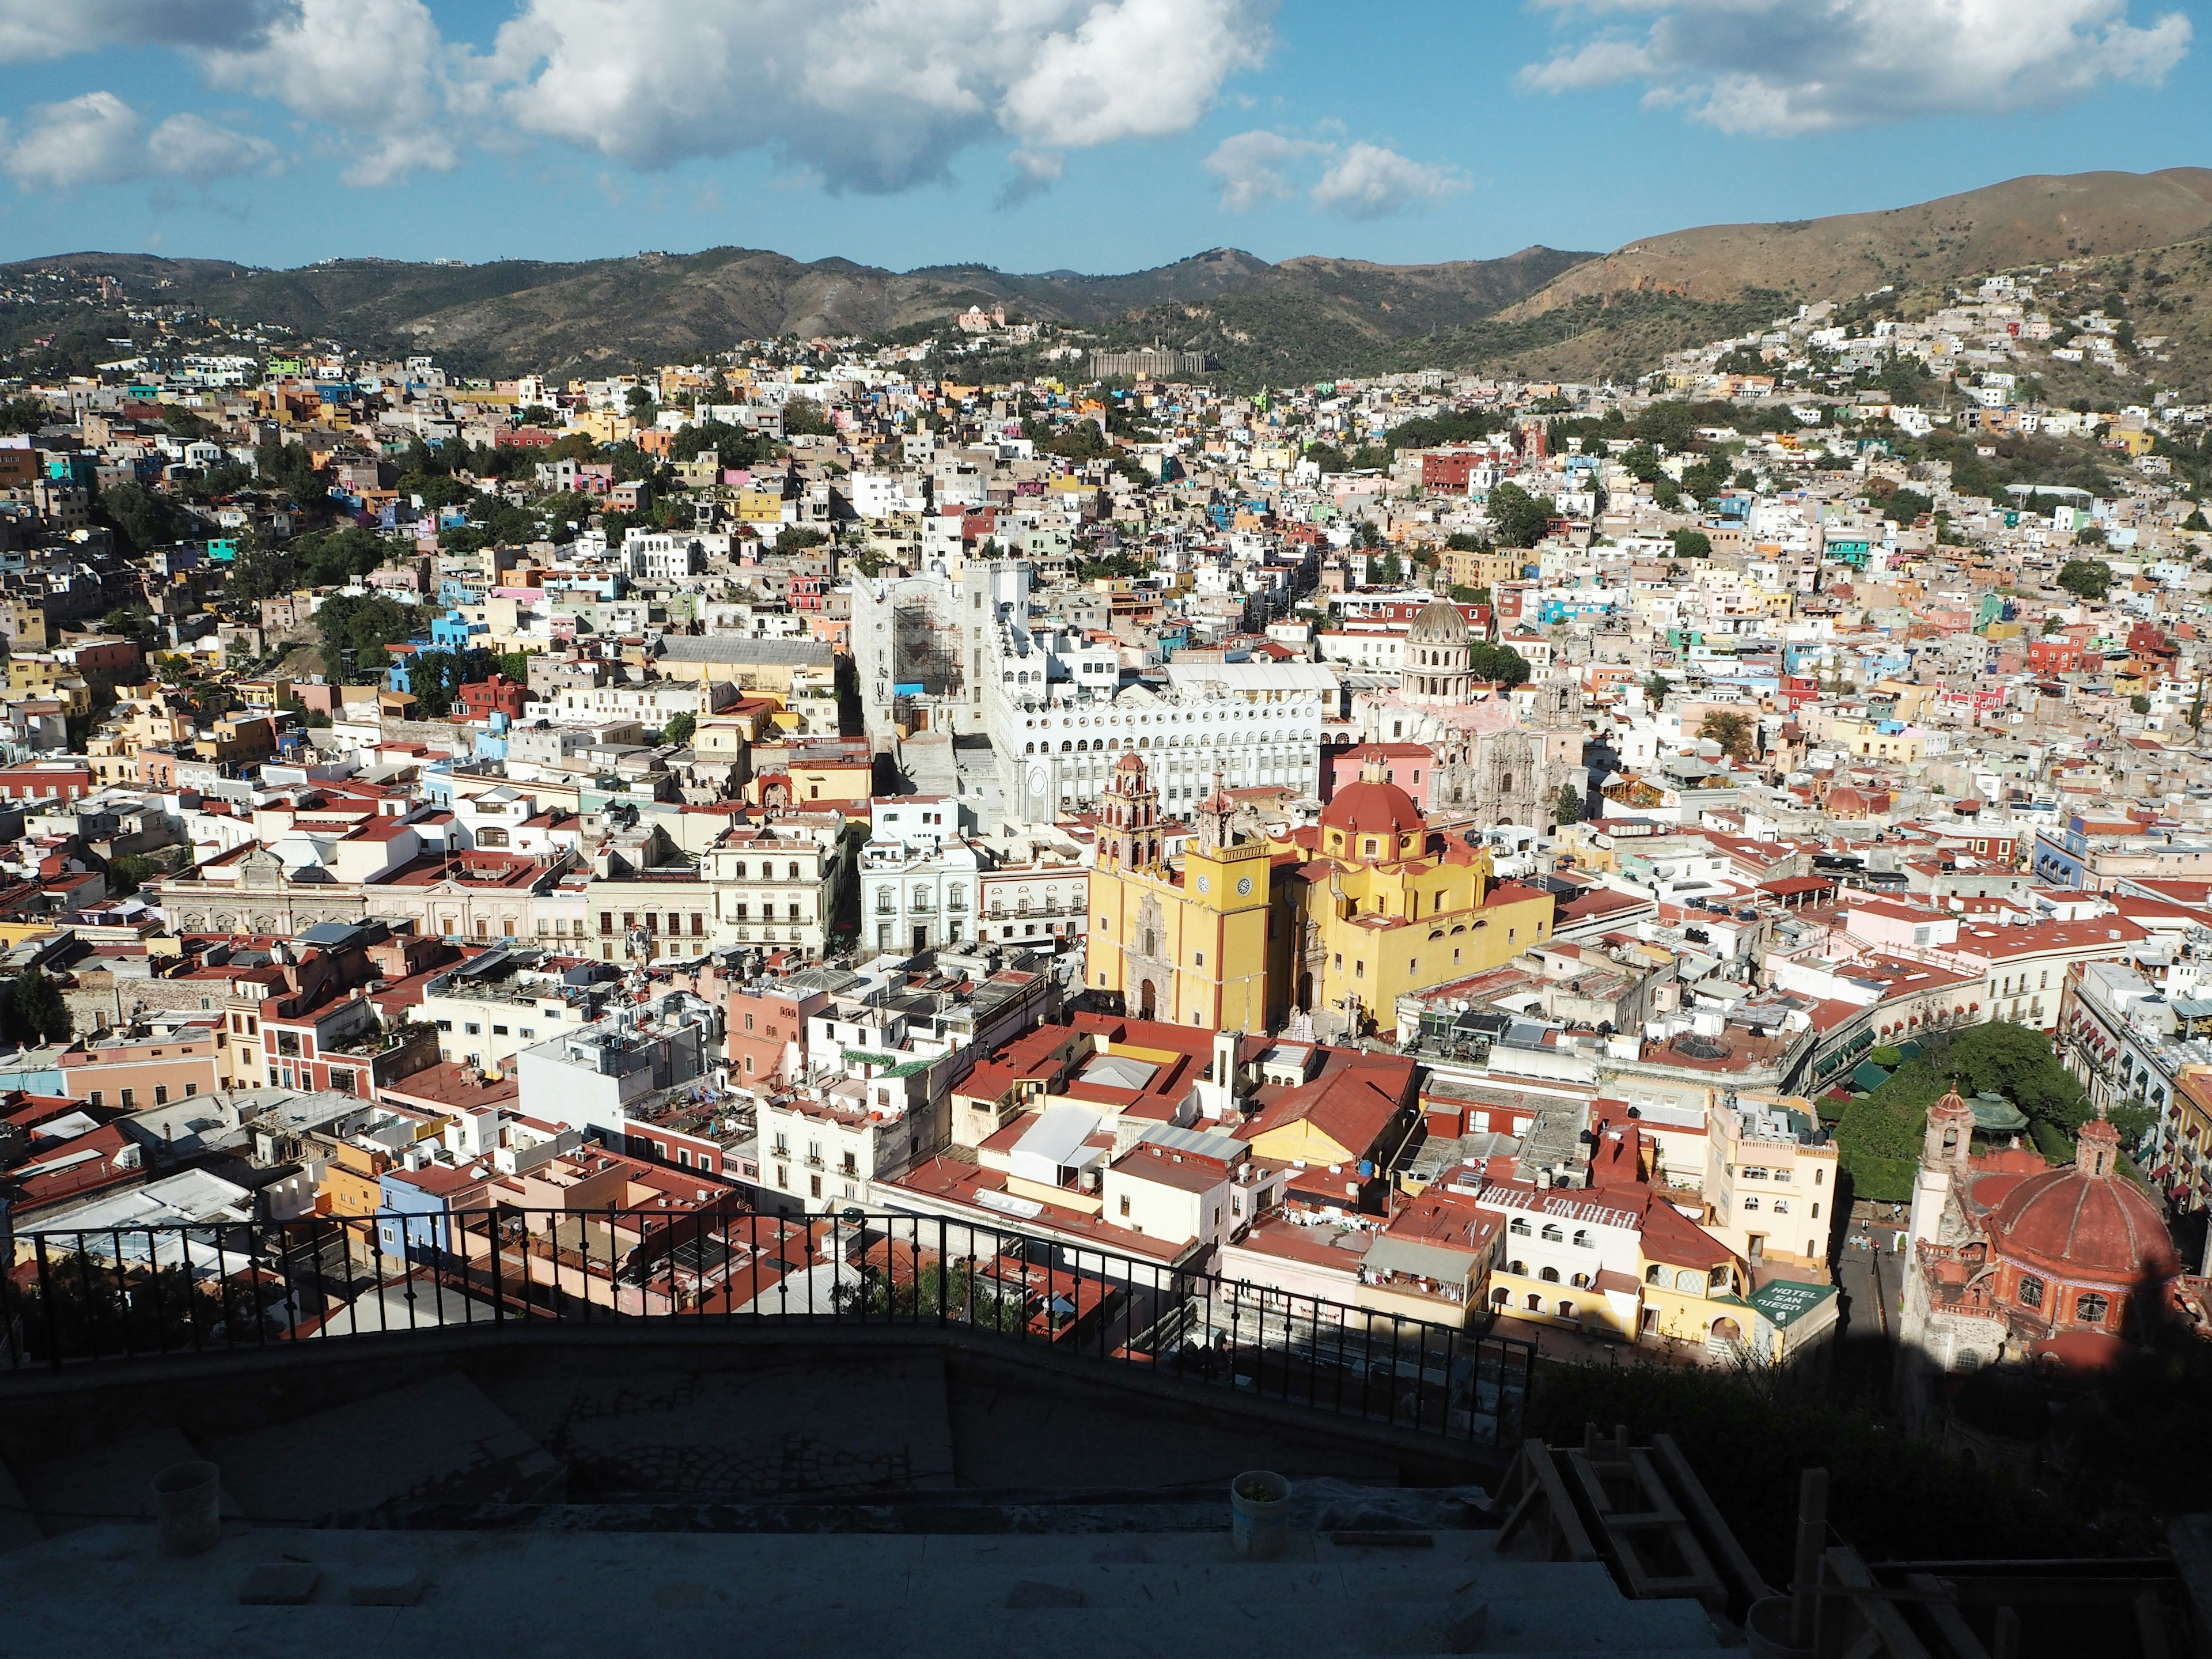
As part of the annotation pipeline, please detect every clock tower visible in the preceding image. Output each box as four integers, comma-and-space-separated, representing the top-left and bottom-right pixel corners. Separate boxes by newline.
1086, 762, 1281, 1032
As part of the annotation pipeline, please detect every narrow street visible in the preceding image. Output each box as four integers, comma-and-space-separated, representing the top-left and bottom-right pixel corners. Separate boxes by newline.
1832, 1200, 1907, 1404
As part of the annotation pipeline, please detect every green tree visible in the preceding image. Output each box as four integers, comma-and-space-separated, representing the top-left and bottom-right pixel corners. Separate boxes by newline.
1699, 709, 1755, 762
96, 482, 187, 554
2190, 683, 2205, 734
293, 526, 389, 587
1680, 458, 1729, 500
1644, 673, 1672, 709
775, 526, 828, 554
662, 711, 696, 747
1552, 783, 1582, 827
228, 542, 300, 601
1374, 550, 1403, 585
2056, 558, 2113, 600
1486, 482, 1555, 549
255, 438, 331, 503
104, 854, 158, 897
0, 396, 52, 434
1633, 400, 1699, 449
1465, 642, 1531, 688
2130, 694, 2152, 715
160, 405, 213, 441
3, 967, 73, 1046
314, 594, 416, 683
782, 395, 831, 437
1671, 529, 1713, 559
1881, 487, 1933, 524
2182, 507, 2210, 533
493, 650, 534, 684
406, 649, 468, 719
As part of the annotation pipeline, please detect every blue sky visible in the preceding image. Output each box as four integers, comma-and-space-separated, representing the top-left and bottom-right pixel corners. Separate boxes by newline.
0, 0, 2206, 274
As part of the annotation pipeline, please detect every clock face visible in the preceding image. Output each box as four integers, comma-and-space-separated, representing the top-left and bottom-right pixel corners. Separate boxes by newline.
1237, 876, 1253, 896
1196, 875, 1210, 893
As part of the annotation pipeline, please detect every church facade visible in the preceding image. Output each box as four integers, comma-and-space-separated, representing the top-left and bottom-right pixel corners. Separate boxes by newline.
1085, 752, 1278, 1033
1350, 599, 1586, 828
1897, 1085, 2187, 1415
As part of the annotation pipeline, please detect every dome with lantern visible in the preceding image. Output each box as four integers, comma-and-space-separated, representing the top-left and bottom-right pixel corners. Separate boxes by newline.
1319, 763, 1427, 862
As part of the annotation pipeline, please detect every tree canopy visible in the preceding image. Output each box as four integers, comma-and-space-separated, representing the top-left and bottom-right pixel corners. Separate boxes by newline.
2056, 558, 2113, 601
1486, 482, 1555, 549
1467, 641, 1531, 688
314, 594, 416, 684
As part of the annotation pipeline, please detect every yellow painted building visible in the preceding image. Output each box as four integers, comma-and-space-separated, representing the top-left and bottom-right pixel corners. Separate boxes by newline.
1086, 753, 1275, 1032
1270, 765, 1556, 1034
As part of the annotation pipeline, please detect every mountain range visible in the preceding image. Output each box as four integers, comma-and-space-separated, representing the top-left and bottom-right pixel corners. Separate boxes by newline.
13, 168, 2212, 388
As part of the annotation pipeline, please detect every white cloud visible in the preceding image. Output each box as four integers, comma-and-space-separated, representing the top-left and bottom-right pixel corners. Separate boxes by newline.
0, 0, 276, 63
1208, 131, 1463, 219
1310, 142, 1465, 219
997, 147, 1065, 209
149, 112, 281, 183
486, 0, 1273, 192
1520, 0, 2192, 135
0, 92, 148, 190
1, 92, 276, 190
1203, 129, 1324, 211
203, 0, 456, 184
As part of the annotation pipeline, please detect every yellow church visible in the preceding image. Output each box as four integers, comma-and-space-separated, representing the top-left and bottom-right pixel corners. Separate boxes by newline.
1267, 759, 1556, 1038
1086, 752, 1277, 1032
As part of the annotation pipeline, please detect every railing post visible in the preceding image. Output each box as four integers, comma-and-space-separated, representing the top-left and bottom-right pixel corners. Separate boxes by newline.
74, 1233, 102, 1361
34, 1237, 60, 1370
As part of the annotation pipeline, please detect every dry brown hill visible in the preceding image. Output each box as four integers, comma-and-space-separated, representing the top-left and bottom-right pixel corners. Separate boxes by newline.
1503, 169, 2212, 321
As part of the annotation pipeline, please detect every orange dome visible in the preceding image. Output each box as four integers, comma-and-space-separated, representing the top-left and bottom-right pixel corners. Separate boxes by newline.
1321, 777, 1425, 840
1988, 1120, 2177, 1285
1113, 749, 1146, 774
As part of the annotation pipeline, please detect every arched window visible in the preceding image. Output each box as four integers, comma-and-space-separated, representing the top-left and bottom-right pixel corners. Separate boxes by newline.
1508, 1218, 1531, 1236
1571, 1229, 1590, 1249
1525, 1293, 1542, 1312
1540, 1224, 1563, 1243
2017, 1274, 2044, 1309
1539, 1266, 1560, 1283
2075, 1291, 2108, 1325
1645, 1264, 1663, 1283
1570, 1272, 1593, 1289
1557, 1301, 1577, 1321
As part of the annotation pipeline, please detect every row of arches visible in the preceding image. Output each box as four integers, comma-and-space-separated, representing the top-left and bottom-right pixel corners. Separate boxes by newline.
1024, 731, 1301, 756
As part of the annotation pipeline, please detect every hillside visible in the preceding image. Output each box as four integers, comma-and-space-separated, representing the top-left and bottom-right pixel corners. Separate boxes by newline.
1502, 168, 2212, 321
1, 244, 1592, 383
10, 168, 2211, 388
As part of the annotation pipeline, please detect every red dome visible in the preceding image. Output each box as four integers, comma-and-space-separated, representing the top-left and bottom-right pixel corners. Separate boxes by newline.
1988, 1145, 2177, 1285
1321, 777, 1425, 839
1113, 749, 1146, 774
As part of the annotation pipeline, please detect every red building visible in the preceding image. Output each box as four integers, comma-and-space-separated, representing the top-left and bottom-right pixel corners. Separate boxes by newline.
1421, 451, 1480, 493
457, 674, 529, 724
0, 762, 92, 802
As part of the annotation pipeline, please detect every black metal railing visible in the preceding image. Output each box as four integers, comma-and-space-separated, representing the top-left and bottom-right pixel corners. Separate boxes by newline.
0, 1206, 1533, 1447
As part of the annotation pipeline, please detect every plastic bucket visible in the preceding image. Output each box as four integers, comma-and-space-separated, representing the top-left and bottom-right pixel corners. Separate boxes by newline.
1230, 1469, 1291, 1559
151, 1460, 222, 1558
1744, 1595, 1817, 1659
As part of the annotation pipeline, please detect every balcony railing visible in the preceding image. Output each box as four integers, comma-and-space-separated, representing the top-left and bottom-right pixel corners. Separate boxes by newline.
0, 1207, 1536, 1451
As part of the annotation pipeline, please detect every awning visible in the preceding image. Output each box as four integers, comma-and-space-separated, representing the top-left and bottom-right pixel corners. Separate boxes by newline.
1363, 1235, 1480, 1285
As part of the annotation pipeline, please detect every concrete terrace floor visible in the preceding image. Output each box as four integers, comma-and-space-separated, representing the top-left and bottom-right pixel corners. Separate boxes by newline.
0, 1328, 1435, 1536
0, 1522, 1726, 1659
0, 1328, 1732, 1656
